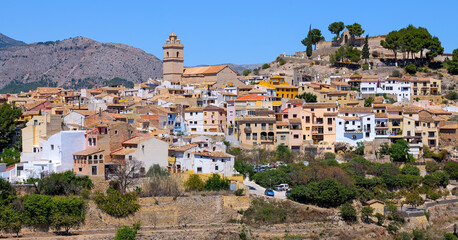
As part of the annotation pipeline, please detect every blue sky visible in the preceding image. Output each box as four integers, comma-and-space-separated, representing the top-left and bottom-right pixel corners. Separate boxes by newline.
1, 0, 457, 66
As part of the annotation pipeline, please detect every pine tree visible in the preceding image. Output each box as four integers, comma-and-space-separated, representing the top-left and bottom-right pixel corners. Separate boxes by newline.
362, 35, 370, 63
306, 25, 313, 58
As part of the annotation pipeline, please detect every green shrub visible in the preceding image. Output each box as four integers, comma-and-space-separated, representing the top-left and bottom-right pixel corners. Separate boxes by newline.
262, 63, 270, 69
203, 174, 230, 191
0, 178, 16, 205
362, 64, 369, 70
184, 174, 204, 191
391, 70, 402, 78
289, 179, 355, 207
242, 199, 287, 225
242, 69, 252, 76
425, 161, 440, 173
252, 169, 289, 189
94, 189, 140, 217
423, 171, 449, 187
400, 164, 420, 176
234, 189, 245, 196
444, 161, 458, 179
22, 194, 53, 228
50, 196, 86, 233
115, 226, 136, 240
36, 171, 93, 196
405, 64, 417, 75
278, 58, 287, 65
340, 202, 357, 223
234, 160, 255, 178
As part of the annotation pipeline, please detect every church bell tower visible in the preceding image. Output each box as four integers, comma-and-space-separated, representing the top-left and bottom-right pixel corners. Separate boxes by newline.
162, 32, 184, 83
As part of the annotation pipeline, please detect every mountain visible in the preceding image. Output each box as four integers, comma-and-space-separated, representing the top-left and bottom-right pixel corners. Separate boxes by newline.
0, 36, 162, 92
0, 33, 26, 49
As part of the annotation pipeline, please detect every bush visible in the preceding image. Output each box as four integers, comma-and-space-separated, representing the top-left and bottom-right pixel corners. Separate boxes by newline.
423, 171, 449, 187
425, 161, 441, 173
0, 178, 16, 205
22, 194, 53, 228
50, 196, 86, 233
400, 164, 420, 176
372, 51, 379, 58
252, 169, 289, 189
0, 204, 23, 237
184, 174, 204, 191
146, 164, 169, 177
391, 70, 403, 78
278, 58, 287, 65
115, 226, 136, 240
405, 64, 417, 75
94, 189, 140, 217
289, 179, 355, 207
234, 160, 255, 178
340, 202, 357, 223
262, 63, 270, 69
36, 171, 93, 196
445, 91, 458, 100
203, 174, 230, 191
242, 69, 252, 76
234, 189, 245, 196
444, 161, 458, 179
242, 199, 287, 225
362, 64, 369, 70
142, 175, 182, 199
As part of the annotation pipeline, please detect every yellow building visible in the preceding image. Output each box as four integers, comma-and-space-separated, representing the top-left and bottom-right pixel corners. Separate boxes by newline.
410, 77, 442, 104
258, 75, 298, 99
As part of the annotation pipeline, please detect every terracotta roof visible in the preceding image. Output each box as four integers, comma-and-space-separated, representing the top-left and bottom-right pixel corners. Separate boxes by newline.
439, 122, 458, 129
302, 103, 337, 109
183, 65, 228, 75
327, 91, 348, 95
331, 82, 350, 86
237, 116, 276, 123
203, 105, 225, 111
123, 136, 153, 144
429, 109, 452, 115
366, 199, 385, 205
110, 148, 136, 156
375, 113, 388, 118
140, 115, 159, 120
388, 115, 403, 119
339, 116, 361, 120
170, 144, 198, 152
193, 151, 232, 158
403, 106, 423, 114
73, 110, 97, 116
386, 105, 403, 112
73, 148, 104, 156
109, 113, 126, 119
374, 96, 384, 104
339, 107, 372, 113
323, 112, 338, 116
286, 99, 304, 105
235, 94, 266, 101
185, 107, 204, 112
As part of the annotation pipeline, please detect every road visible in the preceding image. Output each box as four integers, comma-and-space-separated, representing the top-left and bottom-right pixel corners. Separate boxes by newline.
243, 178, 287, 199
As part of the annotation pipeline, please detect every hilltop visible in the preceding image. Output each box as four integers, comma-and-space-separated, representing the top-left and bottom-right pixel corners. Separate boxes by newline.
0, 33, 26, 49
0, 35, 163, 92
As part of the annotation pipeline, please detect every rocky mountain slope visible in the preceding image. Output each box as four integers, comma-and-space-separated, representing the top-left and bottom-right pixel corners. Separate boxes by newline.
0, 33, 26, 49
0, 35, 162, 90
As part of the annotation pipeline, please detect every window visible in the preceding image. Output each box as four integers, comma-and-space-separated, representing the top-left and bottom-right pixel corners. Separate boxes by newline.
280, 135, 286, 140
294, 134, 299, 139
94, 155, 98, 160
78, 168, 82, 172
305, 116, 310, 123
352, 135, 357, 139
328, 127, 333, 131
51, 144, 54, 150
114, 130, 118, 135
92, 166, 97, 175
215, 165, 219, 171
327, 118, 332, 124
197, 167, 202, 173
100, 155, 103, 160
129, 155, 133, 160
365, 132, 370, 138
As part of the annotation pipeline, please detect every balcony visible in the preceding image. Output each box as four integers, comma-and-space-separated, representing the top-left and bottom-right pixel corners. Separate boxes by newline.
375, 124, 388, 129
312, 130, 324, 134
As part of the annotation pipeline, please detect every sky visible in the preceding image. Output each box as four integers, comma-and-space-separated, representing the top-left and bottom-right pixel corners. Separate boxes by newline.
1, 0, 457, 66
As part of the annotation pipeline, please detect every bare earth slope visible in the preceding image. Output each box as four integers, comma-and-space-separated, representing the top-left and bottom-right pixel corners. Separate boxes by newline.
0, 37, 163, 89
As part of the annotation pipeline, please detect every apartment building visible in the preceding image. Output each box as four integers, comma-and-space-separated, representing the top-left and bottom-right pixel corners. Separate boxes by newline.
336, 107, 375, 145
237, 116, 276, 149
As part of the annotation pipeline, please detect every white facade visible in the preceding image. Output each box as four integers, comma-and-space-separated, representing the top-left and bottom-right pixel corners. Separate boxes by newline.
191, 153, 235, 177
360, 81, 378, 94
63, 111, 87, 128
184, 110, 204, 134
126, 138, 169, 170
381, 79, 411, 102
336, 113, 376, 146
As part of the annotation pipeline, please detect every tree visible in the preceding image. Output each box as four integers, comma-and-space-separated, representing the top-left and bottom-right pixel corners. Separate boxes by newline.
364, 97, 374, 107
0, 147, 21, 166
289, 179, 355, 207
115, 226, 137, 240
374, 213, 385, 226
111, 159, 144, 194
346, 23, 365, 37
401, 164, 420, 176
328, 21, 345, 40
203, 174, 230, 191
355, 142, 365, 155
0, 103, 22, 152
234, 160, 255, 178
302, 26, 325, 50
405, 64, 417, 75
444, 161, 458, 179
184, 174, 204, 191
296, 92, 317, 102
0, 205, 23, 237
94, 189, 140, 217
361, 206, 374, 223
276, 143, 292, 160
447, 49, 458, 74
36, 171, 93, 196
50, 196, 86, 234
340, 202, 357, 222
389, 139, 409, 162
242, 69, 252, 76
381, 30, 402, 61
22, 194, 53, 229
403, 191, 424, 207
426, 36, 444, 59
362, 35, 370, 63
0, 178, 16, 205
425, 161, 440, 173
391, 70, 403, 78
261, 63, 270, 69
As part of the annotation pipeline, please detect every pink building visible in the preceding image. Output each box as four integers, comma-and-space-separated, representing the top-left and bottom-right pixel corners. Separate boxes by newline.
203, 105, 226, 133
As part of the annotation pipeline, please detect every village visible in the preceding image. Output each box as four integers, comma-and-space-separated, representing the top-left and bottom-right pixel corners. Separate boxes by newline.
0, 30, 457, 239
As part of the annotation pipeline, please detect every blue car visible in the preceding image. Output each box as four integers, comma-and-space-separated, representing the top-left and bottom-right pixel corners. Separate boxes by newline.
264, 189, 274, 197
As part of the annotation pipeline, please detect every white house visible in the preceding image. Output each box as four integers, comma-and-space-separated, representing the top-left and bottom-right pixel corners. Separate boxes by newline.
184, 107, 204, 134
336, 107, 376, 145
381, 77, 411, 103
191, 151, 235, 177
63, 110, 96, 129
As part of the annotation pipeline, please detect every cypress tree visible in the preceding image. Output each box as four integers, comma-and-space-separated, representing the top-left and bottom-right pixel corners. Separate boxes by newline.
306, 25, 313, 58
362, 35, 370, 63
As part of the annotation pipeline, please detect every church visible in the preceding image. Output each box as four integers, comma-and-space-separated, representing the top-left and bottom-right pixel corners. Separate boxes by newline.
162, 32, 244, 87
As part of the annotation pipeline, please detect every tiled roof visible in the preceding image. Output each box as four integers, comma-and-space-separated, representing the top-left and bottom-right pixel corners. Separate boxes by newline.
288, 118, 302, 124
193, 151, 232, 158
110, 148, 136, 156
388, 115, 403, 119
184, 107, 204, 112
183, 65, 228, 75
339, 116, 361, 120
203, 105, 225, 111
276, 121, 289, 126
386, 105, 403, 112
73, 148, 104, 156
375, 113, 388, 118
170, 144, 198, 152
339, 107, 372, 113
73, 110, 97, 116
235, 94, 265, 101
122, 136, 152, 144
302, 103, 337, 109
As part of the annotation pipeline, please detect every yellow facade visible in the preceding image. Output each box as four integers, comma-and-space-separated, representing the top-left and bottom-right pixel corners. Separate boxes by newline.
258, 75, 298, 99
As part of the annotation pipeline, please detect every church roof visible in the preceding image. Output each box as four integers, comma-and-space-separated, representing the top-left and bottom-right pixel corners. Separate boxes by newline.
183, 65, 229, 75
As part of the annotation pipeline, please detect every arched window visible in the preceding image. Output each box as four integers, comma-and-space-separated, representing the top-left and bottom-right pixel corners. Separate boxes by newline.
100, 155, 103, 159
88, 155, 92, 160
167, 52, 169, 57
177, 52, 179, 58
94, 155, 98, 160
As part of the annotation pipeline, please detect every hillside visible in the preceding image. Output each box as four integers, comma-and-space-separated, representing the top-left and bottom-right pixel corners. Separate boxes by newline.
0, 36, 162, 92
0, 33, 26, 49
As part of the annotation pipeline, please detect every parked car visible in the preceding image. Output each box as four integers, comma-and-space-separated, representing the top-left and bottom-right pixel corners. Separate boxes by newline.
274, 185, 283, 191
264, 189, 274, 197
279, 184, 289, 191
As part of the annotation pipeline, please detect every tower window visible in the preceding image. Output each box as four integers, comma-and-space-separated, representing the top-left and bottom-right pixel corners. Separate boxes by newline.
167, 52, 169, 57
177, 52, 179, 58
